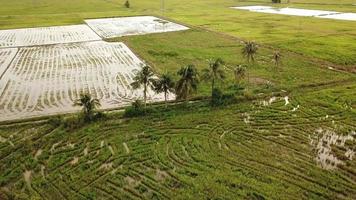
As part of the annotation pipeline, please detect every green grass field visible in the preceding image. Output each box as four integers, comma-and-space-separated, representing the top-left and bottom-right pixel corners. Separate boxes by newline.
0, 0, 356, 67
0, 0, 356, 199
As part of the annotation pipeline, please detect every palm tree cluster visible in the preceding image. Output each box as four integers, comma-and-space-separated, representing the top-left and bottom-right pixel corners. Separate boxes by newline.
130, 65, 175, 108
74, 40, 282, 119
130, 64, 200, 108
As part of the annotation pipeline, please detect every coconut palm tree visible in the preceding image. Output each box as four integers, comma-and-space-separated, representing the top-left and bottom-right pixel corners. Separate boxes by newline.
131, 65, 156, 108
202, 58, 226, 97
74, 93, 101, 122
242, 41, 258, 86
154, 73, 175, 107
176, 64, 199, 102
242, 41, 258, 63
234, 65, 246, 85
272, 51, 282, 68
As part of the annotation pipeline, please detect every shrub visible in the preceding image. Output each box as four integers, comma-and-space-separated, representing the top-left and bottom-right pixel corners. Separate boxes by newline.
124, 100, 147, 117
147, 50, 178, 57
211, 88, 236, 106
48, 116, 63, 127
211, 88, 223, 106
228, 84, 245, 95
272, 0, 281, 3
241, 90, 256, 101
63, 115, 83, 131
124, 0, 130, 8
234, 65, 246, 85
93, 111, 106, 121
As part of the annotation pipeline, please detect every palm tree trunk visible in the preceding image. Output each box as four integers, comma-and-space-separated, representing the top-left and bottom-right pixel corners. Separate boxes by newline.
164, 91, 167, 108
161, 0, 165, 16
247, 63, 250, 90
211, 78, 215, 98
144, 84, 147, 109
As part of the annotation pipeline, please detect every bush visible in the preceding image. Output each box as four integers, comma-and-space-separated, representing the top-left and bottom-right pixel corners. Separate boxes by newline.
242, 90, 255, 100
124, 100, 147, 117
211, 88, 223, 106
229, 84, 245, 95
93, 111, 106, 121
124, 0, 130, 8
48, 116, 63, 127
272, 0, 281, 3
63, 115, 83, 131
211, 88, 236, 106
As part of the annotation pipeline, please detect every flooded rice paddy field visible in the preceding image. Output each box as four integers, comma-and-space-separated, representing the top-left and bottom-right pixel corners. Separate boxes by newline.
0, 41, 170, 122
0, 25, 101, 48
0, 48, 18, 77
232, 6, 356, 21
85, 16, 189, 38
0, 16, 184, 122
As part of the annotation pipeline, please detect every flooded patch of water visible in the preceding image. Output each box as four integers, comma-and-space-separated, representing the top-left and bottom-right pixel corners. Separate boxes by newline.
284, 96, 289, 106
310, 128, 355, 170
232, 6, 356, 21
317, 13, 356, 21
292, 105, 300, 112
85, 16, 189, 38
261, 96, 292, 107
261, 96, 277, 106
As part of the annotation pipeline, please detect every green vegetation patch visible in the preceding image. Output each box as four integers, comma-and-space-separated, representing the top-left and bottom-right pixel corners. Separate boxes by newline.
0, 83, 355, 199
